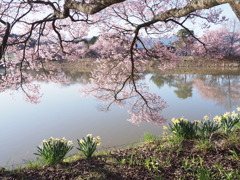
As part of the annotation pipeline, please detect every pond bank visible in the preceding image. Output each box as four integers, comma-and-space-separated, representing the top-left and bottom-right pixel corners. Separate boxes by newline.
60, 57, 240, 76
1, 124, 240, 179
178, 56, 240, 68
146, 57, 240, 75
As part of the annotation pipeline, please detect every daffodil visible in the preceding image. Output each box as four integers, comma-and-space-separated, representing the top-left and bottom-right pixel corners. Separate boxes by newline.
172, 118, 180, 124
213, 115, 221, 124
171, 118, 176, 122
223, 112, 231, 118
93, 136, 101, 145
194, 120, 201, 124
172, 131, 176, 134
215, 121, 221, 125
86, 134, 92, 138
37, 137, 73, 165
237, 107, 240, 111
231, 111, 238, 117
79, 139, 84, 144
203, 115, 209, 120
67, 141, 73, 146
180, 117, 184, 121
163, 126, 168, 130
77, 135, 100, 158
95, 136, 101, 142
213, 115, 221, 121
61, 137, 67, 142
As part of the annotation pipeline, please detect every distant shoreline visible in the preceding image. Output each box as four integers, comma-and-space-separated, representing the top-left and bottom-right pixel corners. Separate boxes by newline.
177, 56, 240, 68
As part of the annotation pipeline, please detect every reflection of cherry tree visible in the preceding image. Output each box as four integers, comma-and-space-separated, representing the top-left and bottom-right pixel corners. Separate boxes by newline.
193, 76, 240, 109
151, 73, 240, 108
0, 62, 69, 103
80, 58, 167, 125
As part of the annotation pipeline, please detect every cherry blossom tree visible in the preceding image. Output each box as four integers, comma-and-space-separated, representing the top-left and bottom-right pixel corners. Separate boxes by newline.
0, 0, 240, 124
190, 26, 240, 58
1, 0, 239, 64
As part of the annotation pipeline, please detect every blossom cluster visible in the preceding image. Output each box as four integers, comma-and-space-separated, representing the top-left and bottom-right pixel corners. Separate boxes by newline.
167, 107, 240, 128
42, 137, 73, 146
78, 134, 101, 146
163, 107, 240, 138
171, 117, 189, 125
212, 108, 240, 125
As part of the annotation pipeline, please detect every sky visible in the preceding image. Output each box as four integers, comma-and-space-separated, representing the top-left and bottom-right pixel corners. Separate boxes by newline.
9, 1, 239, 38
221, 3, 238, 19
191, 3, 239, 36
87, 3, 239, 38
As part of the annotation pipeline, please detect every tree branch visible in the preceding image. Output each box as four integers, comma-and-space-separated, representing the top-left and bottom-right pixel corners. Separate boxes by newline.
0, 19, 11, 60
153, 0, 239, 21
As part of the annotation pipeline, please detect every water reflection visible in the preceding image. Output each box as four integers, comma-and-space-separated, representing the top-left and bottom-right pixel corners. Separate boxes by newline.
78, 59, 167, 125
192, 75, 240, 109
150, 73, 240, 109
151, 74, 193, 99
1, 61, 240, 167
1, 61, 240, 120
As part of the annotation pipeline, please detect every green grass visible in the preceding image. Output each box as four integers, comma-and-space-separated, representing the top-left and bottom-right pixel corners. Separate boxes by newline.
1, 110, 240, 179
142, 132, 158, 142
26, 158, 44, 169
2, 129, 240, 179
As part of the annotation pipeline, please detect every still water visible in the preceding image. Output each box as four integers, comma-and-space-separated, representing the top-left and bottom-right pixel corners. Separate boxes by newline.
0, 64, 240, 167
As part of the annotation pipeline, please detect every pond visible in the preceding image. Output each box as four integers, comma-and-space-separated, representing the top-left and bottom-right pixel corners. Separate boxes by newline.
1, 61, 240, 167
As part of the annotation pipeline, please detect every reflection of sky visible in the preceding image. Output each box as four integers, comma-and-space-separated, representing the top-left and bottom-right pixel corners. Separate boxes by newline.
0, 82, 163, 167
145, 74, 229, 122
1, 72, 240, 167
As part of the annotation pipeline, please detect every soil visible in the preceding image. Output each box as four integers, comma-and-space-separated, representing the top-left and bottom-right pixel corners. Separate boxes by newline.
1, 131, 240, 180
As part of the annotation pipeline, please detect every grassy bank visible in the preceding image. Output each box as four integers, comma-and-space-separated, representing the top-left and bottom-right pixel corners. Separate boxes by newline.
1, 112, 240, 180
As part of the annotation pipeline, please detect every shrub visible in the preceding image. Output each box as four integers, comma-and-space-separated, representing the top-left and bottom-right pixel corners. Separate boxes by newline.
34, 137, 73, 165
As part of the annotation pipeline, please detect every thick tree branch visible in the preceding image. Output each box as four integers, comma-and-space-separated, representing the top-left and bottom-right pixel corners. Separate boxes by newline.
229, 1, 240, 20
64, 0, 126, 15
153, 0, 240, 21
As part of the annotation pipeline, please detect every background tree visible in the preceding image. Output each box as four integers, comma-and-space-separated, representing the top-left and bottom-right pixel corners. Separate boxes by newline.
175, 29, 196, 56
224, 20, 240, 57
177, 29, 194, 39
190, 26, 240, 57
0, 0, 239, 63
